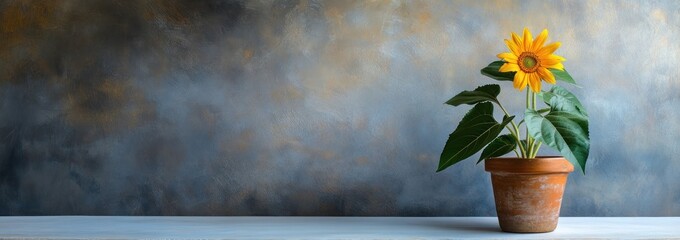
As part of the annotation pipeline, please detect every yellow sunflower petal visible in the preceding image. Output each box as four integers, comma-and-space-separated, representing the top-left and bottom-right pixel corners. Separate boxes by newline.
539, 54, 566, 62
497, 52, 518, 62
540, 57, 562, 66
513, 71, 528, 90
532, 29, 548, 51
537, 67, 556, 84
499, 62, 520, 72
523, 28, 533, 52
537, 42, 561, 56
511, 32, 524, 52
504, 39, 521, 56
546, 62, 565, 71
528, 73, 541, 92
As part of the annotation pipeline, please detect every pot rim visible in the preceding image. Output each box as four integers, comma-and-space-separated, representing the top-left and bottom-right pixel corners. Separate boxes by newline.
484, 156, 574, 174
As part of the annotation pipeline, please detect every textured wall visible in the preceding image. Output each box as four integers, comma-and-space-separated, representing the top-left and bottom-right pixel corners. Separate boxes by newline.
0, 0, 679, 216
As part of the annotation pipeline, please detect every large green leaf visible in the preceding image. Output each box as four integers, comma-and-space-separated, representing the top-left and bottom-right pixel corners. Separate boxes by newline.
477, 134, 517, 163
437, 102, 514, 172
481, 61, 515, 81
549, 68, 577, 85
445, 84, 500, 106
525, 109, 590, 173
542, 86, 588, 117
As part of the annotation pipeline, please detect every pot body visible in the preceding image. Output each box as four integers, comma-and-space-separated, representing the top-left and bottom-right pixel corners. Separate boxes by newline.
485, 156, 574, 233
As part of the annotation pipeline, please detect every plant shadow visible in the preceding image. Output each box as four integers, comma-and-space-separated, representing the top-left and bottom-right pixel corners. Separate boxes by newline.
412, 218, 502, 233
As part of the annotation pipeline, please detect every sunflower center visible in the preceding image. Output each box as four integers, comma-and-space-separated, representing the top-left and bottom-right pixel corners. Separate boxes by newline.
518, 52, 540, 73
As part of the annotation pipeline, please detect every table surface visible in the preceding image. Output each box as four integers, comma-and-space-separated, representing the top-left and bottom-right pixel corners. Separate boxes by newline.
0, 216, 678, 239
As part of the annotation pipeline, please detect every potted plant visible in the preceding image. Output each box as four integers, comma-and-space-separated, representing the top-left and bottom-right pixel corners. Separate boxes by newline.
437, 28, 589, 233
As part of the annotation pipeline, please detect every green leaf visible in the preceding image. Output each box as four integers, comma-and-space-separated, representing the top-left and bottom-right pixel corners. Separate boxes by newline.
542, 86, 588, 117
445, 84, 500, 106
549, 68, 578, 85
437, 102, 514, 172
481, 61, 515, 81
525, 109, 590, 173
477, 134, 517, 163
537, 108, 550, 114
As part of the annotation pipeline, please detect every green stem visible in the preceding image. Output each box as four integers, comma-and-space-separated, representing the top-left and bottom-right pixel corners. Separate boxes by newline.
516, 125, 526, 158
528, 91, 540, 158
525, 88, 533, 159
532, 142, 542, 157
505, 123, 523, 158
497, 102, 526, 158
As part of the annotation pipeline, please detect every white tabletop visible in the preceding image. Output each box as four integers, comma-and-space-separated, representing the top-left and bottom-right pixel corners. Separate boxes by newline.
0, 216, 678, 239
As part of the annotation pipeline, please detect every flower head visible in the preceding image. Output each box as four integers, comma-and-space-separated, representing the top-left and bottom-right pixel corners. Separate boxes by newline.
497, 28, 565, 92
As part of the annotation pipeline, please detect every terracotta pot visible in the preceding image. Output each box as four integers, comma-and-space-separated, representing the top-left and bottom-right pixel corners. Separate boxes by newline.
485, 156, 574, 233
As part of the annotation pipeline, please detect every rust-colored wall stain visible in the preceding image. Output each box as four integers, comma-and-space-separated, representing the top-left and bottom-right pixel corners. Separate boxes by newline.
65, 79, 155, 134
0, 0, 679, 216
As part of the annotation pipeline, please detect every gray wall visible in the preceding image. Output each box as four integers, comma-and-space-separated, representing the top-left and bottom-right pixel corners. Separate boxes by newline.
1, 0, 679, 216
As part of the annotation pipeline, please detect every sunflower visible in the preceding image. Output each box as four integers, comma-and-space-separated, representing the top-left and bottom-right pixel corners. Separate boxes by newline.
497, 28, 565, 92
